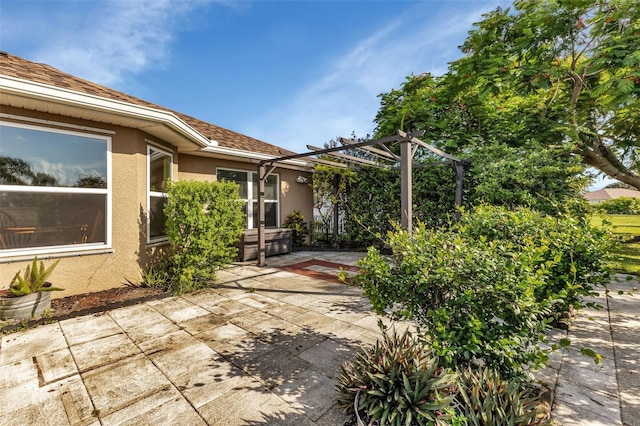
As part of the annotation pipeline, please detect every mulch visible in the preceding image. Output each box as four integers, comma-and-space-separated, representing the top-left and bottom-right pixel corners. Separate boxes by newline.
1, 285, 168, 333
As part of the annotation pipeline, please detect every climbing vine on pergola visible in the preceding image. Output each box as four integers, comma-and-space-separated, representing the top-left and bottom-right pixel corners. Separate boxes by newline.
256, 130, 466, 266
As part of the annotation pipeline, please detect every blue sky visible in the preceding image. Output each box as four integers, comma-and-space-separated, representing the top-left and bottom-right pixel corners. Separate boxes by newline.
3, 0, 513, 154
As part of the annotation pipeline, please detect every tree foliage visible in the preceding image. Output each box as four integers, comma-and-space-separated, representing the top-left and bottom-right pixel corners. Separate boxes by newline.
375, 0, 640, 189
593, 196, 640, 214
465, 143, 590, 216
318, 142, 588, 249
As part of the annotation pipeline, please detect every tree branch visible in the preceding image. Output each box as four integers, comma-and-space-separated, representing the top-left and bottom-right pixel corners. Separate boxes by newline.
582, 138, 640, 190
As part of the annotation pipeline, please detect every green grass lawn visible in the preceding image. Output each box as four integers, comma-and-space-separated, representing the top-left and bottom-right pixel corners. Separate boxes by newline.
591, 214, 640, 236
611, 242, 640, 275
591, 214, 640, 275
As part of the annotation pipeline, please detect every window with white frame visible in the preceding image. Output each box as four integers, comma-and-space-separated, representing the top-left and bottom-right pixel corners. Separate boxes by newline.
216, 168, 279, 229
147, 146, 172, 242
0, 122, 110, 256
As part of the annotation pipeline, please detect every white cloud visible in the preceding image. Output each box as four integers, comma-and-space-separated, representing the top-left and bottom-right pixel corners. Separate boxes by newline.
243, 2, 506, 153
30, 1, 203, 87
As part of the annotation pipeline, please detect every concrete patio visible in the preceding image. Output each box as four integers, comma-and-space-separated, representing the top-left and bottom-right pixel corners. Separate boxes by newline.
0, 251, 638, 425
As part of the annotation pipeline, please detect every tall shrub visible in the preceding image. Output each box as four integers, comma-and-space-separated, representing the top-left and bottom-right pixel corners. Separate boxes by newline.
465, 144, 590, 217
341, 167, 401, 249
455, 205, 615, 324
340, 164, 462, 248
164, 180, 244, 294
354, 223, 552, 380
353, 206, 614, 379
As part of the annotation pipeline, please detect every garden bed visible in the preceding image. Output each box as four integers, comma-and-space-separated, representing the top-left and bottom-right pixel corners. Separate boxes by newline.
1, 285, 167, 333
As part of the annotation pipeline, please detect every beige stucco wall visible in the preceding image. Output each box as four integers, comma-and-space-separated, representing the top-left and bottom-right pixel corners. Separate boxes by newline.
1, 108, 312, 298
178, 155, 314, 228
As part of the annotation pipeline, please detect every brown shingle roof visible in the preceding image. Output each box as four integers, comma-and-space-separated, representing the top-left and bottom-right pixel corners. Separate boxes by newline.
0, 52, 295, 157
585, 188, 640, 201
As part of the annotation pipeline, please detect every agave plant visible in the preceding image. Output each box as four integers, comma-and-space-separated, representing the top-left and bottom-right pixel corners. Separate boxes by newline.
455, 367, 548, 426
9, 257, 62, 297
337, 322, 459, 425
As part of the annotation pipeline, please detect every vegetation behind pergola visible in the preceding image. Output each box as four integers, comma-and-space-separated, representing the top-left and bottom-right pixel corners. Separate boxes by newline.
256, 130, 467, 266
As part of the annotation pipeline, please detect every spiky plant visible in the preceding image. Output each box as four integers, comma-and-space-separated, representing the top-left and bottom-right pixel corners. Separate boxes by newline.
337, 323, 458, 425
9, 257, 62, 297
455, 367, 548, 426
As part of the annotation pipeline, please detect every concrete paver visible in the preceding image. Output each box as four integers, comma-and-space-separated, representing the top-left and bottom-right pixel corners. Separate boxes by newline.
547, 273, 639, 426
0, 252, 637, 425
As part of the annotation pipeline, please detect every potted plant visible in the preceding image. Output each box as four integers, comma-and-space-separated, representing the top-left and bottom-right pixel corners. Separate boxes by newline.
0, 257, 62, 321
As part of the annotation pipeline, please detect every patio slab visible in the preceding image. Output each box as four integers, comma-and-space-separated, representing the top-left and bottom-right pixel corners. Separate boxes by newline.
0, 252, 637, 425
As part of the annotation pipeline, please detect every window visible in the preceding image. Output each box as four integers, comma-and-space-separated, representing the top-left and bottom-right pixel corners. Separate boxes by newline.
0, 122, 110, 256
216, 168, 279, 229
147, 146, 172, 242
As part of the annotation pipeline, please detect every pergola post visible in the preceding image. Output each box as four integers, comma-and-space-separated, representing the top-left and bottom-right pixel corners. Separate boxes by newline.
332, 174, 339, 245
400, 139, 412, 235
257, 163, 266, 266
454, 160, 464, 220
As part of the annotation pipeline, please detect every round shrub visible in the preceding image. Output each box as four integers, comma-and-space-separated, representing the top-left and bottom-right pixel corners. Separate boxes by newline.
354, 223, 552, 380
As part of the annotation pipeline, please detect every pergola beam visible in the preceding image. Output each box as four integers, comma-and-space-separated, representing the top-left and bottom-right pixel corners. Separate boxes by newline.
308, 157, 352, 169
307, 145, 388, 167
339, 137, 399, 161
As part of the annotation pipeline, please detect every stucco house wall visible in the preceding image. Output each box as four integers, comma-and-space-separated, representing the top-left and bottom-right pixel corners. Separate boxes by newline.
0, 53, 314, 297
178, 155, 314, 227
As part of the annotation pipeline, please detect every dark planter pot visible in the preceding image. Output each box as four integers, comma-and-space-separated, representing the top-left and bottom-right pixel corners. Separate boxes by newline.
0, 291, 52, 320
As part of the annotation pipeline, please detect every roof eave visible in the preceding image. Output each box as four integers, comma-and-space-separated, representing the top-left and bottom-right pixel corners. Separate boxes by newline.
0, 75, 216, 150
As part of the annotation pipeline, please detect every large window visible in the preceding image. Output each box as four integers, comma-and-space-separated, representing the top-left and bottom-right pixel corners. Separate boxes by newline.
0, 122, 110, 256
217, 168, 279, 229
147, 146, 172, 242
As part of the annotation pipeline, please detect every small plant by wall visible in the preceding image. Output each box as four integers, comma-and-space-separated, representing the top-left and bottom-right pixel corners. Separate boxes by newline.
163, 180, 244, 294
282, 210, 309, 249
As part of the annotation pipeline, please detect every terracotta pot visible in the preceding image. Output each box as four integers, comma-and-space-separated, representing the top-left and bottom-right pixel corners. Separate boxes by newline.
0, 291, 52, 320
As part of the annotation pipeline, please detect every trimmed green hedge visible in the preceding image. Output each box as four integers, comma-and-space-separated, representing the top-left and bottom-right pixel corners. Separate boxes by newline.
164, 180, 245, 294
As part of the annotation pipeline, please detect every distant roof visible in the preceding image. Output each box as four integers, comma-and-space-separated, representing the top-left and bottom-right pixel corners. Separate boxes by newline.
585, 188, 640, 201
0, 52, 295, 158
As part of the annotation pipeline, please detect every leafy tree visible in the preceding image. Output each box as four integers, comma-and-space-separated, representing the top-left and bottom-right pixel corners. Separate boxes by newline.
0, 155, 33, 185
375, 0, 640, 190
465, 143, 590, 216
0, 155, 60, 186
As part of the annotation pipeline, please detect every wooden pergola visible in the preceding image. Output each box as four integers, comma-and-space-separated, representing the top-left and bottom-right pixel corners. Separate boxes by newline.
256, 130, 465, 266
